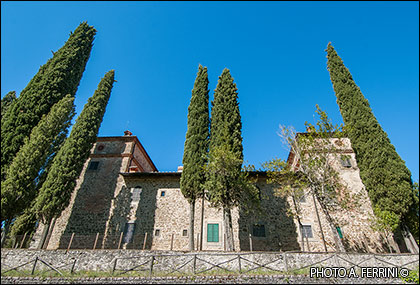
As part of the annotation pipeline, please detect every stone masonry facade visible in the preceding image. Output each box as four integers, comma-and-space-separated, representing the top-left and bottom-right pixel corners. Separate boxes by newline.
29, 133, 411, 253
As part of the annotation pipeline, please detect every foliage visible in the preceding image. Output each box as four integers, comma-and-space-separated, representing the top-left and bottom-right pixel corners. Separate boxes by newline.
34, 70, 115, 223
1, 91, 16, 118
180, 64, 210, 202
1, 95, 75, 223
205, 145, 259, 211
326, 43, 415, 236
206, 68, 258, 251
404, 182, 419, 244
9, 204, 38, 237
400, 268, 419, 284
180, 65, 210, 251
265, 105, 361, 252
261, 158, 306, 219
1, 22, 96, 181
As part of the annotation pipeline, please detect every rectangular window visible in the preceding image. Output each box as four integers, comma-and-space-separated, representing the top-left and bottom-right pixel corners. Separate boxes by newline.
252, 224, 266, 237
182, 229, 188, 237
301, 225, 313, 238
160, 191, 165, 197
123, 222, 136, 243
131, 188, 141, 202
207, 223, 219, 242
336, 227, 343, 239
88, 161, 99, 170
155, 229, 160, 236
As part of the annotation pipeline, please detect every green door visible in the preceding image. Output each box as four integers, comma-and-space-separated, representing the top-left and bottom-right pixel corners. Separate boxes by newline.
207, 223, 219, 242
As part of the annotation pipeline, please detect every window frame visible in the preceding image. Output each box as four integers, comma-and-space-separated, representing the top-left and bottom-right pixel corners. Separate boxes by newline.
207, 223, 219, 243
88, 161, 99, 170
252, 224, 266, 238
300, 224, 313, 239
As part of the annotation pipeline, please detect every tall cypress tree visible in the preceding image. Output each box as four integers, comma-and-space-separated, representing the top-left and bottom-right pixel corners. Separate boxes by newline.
1, 91, 16, 118
180, 65, 210, 251
206, 68, 247, 251
326, 43, 415, 237
34, 71, 115, 246
0, 95, 75, 244
1, 22, 96, 181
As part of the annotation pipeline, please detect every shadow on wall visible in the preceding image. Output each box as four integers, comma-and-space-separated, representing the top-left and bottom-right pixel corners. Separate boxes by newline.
58, 158, 122, 249
132, 180, 158, 250
238, 179, 300, 251
342, 232, 390, 253
101, 179, 159, 250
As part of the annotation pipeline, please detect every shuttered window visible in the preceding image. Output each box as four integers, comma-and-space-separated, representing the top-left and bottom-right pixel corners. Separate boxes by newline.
207, 223, 219, 242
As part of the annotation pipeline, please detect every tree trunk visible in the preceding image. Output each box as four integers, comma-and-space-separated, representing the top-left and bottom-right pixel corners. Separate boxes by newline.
200, 197, 205, 251
1, 219, 11, 247
38, 219, 51, 249
291, 196, 305, 251
318, 201, 345, 252
42, 218, 56, 249
189, 201, 195, 251
311, 192, 328, 252
402, 225, 419, 254
223, 208, 235, 251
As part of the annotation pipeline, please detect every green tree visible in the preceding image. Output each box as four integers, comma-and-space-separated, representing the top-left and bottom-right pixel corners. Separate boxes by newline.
34, 70, 115, 248
0, 95, 75, 245
264, 106, 359, 252
326, 43, 416, 246
1, 22, 96, 181
180, 65, 210, 251
206, 68, 258, 251
1, 91, 16, 119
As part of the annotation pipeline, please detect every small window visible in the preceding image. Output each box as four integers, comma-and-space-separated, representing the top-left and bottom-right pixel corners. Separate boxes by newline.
207, 224, 219, 242
97, 144, 105, 151
123, 222, 136, 243
336, 227, 343, 239
182, 229, 188, 237
340, 157, 352, 168
301, 225, 313, 238
160, 191, 166, 197
155, 229, 160, 236
132, 188, 141, 202
252, 224, 266, 237
88, 161, 99, 170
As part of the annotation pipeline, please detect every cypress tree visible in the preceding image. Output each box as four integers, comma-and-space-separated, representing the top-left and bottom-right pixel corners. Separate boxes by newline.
1, 22, 96, 181
1, 91, 16, 118
0, 95, 75, 245
206, 68, 246, 251
34, 70, 115, 241
180, 65, 210, 251
326, 43, 415, 237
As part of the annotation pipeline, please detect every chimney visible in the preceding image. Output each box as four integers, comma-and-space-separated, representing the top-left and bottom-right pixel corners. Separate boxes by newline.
129, 166, 140, 173
177, 166, 183, 173
124, 130, 133, 136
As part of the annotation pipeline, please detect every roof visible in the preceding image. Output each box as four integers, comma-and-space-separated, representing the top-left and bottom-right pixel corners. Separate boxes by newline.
120, 170, 269, 179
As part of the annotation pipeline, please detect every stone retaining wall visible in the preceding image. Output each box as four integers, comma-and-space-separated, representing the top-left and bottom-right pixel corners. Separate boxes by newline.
2, 249, 418, 275
0, 275, 409, 284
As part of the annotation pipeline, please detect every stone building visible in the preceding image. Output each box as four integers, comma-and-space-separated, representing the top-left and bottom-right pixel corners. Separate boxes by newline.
30, 131, 416, 253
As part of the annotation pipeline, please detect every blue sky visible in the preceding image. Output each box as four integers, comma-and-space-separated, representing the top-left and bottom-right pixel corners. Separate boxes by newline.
1, 2, 419, 181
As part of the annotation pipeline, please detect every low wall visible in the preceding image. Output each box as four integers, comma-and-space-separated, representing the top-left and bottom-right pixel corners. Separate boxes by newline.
2, 249, 418, 276
0, 275, 410, 284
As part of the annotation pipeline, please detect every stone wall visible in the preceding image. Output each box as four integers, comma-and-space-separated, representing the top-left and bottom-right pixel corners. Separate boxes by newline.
2, 249, 418, 276
28, 136, 407, 254
287, 137, 392, 253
